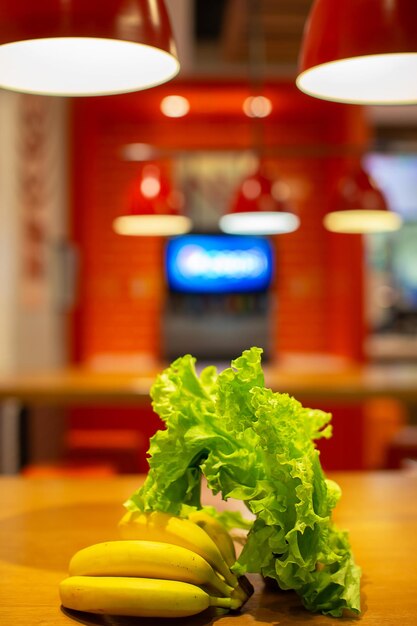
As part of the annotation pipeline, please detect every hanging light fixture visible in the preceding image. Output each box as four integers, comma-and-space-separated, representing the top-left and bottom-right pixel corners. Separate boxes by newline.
0, 0, 179, 96
220, 165, 300, 235
220, 0, 299, 236
113, 164, 191, 237
323, 164, 403, 234
296, 0, 417, 105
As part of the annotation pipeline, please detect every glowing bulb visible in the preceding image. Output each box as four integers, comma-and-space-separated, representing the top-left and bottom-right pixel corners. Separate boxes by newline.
242, 179, 262, 199
122, 143, 156, 161
160, 95, 190, 117
140, 176, 161, 198
272, 180, 291, 202
243, 96, 272, 118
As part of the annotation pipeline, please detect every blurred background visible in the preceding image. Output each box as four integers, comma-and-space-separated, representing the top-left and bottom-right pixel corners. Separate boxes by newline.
1, 0, 417, 477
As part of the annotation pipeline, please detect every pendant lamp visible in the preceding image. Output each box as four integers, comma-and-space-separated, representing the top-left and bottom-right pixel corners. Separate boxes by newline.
220, 166, 300, 236
0, 0, 179, 96
297, 0, 417, 105
323, 164, 403, 234
220, 1, 299, 236
113, 164, 191, 237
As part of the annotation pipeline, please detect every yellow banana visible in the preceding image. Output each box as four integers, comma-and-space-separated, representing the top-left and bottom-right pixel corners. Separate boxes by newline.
68, 540, 234, 598
187, 510, 237, 567
59, 576, 241, 618
119, 510, 238, 589
187, 510, 255, 604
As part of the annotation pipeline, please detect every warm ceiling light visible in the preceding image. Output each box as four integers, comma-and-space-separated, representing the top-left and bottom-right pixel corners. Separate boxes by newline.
122, 143, 159, 162
324, 210, 402, 234
0, 1, 180, 96
140, 165, 162, 198
160, 95, 190, 117
296, 0, 417, 105
243, 95, 272, 118
113, 165, 191, 237
324, 165, 403, 234
220, 167, 300, 236
113, 214, 191, 237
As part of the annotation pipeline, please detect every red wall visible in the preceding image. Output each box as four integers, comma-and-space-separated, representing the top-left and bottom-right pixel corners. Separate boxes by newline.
70, 79, 370, 366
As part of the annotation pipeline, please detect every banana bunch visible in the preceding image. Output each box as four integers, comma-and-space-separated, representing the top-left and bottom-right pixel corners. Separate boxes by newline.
60, 510, 253, 619
187, 509, 237, 567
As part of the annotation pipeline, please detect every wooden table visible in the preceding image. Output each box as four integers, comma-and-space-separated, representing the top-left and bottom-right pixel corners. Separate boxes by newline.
1, 472, 417, 625
2, 362, 417, 474
1, 361, 417, 405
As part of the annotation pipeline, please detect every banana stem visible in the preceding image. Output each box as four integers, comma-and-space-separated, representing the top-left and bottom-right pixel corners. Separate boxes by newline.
220, 569, 237, 588
209, 596, 243, 611
237, 575, 255, 600
230, 580, 254, 610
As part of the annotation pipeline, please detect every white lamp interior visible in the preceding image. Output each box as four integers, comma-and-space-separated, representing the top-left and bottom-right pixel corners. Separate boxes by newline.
0, 38, 179, 96
220, 211, 300, 235
297, 53, 417, 105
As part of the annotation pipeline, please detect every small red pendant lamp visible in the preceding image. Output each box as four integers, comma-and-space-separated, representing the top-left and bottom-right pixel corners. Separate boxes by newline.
297, 0, 417, 104
0, 0, 179, 96
219, 0, 299, 236
113, 164, 191, 237
220, 165, 300, 236
324, 164, 403, 234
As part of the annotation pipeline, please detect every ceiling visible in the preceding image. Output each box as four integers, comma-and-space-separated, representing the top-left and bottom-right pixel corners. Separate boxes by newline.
190, 0, 417, 135
219, 0, 313, 69
192, 0, 313, 75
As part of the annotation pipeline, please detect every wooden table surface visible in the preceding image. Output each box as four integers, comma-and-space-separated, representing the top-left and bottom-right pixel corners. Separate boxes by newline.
1, 361, 417, 405
1, 472, 417, 626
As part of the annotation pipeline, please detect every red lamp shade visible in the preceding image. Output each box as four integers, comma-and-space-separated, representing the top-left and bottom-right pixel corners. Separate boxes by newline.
324, 164, 403, 233
297, 0, 417, 104
219, 167, 299, 235
0, 0, 179, 96
113, 165, 191, 237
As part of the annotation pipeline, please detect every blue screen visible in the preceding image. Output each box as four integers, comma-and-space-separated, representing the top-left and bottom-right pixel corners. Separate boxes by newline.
165, 234, 273, 294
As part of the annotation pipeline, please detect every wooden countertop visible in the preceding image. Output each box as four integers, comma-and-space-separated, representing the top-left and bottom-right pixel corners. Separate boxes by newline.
1, 361, 417, 405
1, 472, 417, 625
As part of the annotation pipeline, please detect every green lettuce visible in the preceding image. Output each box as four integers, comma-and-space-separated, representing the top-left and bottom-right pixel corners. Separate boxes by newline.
125, 347, 361, 617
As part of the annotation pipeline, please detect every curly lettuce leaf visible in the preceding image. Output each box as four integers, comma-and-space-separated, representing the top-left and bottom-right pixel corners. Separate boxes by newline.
125, 347, 361, 617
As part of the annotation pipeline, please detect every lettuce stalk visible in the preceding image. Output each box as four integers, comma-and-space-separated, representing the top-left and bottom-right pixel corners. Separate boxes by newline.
125, 347, 361, 617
